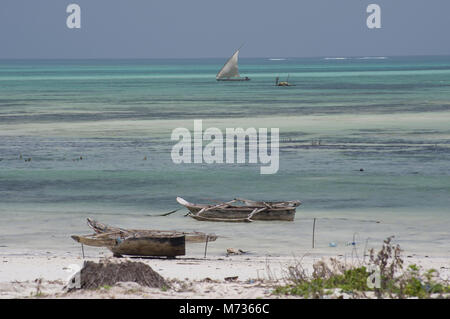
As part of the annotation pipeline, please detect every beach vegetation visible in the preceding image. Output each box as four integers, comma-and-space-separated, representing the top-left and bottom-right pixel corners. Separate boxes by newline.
99, 284, 112, 291
274, 262, 371, 298
275, 236, 450, 299
160, 285, 169, 292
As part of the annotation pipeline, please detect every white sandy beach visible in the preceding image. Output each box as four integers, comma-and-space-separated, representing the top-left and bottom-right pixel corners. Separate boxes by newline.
1, 249, 448, 299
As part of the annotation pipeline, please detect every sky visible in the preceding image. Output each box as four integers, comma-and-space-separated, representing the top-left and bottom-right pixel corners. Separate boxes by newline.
0, 0, 449, 59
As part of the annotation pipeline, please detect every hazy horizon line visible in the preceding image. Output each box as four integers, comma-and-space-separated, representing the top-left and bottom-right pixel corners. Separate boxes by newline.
1, 53, 450, 61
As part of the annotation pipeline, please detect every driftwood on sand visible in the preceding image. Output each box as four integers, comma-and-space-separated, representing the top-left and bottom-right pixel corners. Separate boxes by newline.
71, 218, 218, 258
177, 197, 301, 222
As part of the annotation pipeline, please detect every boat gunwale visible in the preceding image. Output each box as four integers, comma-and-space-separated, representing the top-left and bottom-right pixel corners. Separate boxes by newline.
184, 204, 297, 212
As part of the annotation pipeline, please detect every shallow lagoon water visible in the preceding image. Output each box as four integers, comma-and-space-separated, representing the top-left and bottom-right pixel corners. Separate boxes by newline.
0, 57, 449, 257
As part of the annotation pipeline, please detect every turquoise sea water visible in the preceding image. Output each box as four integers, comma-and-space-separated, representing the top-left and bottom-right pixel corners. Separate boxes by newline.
0, 56, 449, 257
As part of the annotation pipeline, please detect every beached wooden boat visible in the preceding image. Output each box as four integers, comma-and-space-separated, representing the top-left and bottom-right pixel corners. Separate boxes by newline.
71, 218, 217, 257
177, 197, 301, 222
85, 218, 217, 243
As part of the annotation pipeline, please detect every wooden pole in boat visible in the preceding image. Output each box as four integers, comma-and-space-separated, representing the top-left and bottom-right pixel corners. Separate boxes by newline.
81, 244, 85, 259
204, 236, 209, 258
312, 218, 316, 249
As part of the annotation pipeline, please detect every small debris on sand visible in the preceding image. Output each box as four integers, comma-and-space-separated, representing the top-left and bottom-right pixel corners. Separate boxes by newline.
226, 248, 248, 256
224, 276, 239, 282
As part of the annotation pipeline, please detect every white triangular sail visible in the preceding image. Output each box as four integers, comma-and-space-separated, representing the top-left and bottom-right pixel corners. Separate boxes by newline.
216, 50, 240, 79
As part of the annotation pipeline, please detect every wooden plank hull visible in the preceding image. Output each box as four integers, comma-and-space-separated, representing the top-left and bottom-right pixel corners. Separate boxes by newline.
216, 78, 250, 81
186, 206, 295, 221
110, 236, 185, 257
71, 234, 186, 257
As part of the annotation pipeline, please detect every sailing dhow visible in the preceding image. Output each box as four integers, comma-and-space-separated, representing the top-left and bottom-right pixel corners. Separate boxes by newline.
216, 48, 250, 81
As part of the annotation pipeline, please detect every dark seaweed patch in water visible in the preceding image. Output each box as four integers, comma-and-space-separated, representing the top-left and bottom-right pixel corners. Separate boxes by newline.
340, 145, 450, 156
313, 82, 450, 90
310, 198, 404, 209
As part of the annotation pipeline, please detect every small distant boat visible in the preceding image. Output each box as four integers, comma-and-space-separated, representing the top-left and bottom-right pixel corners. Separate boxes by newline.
71, 218, 217, 257
177, 197, 301, 222
216, 47, 250, 81
275, 75, 295, 87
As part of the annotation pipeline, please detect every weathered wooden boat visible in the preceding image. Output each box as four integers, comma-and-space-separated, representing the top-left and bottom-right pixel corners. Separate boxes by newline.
275, 75, 295, 87
177, 197, 301, 222
85, 218, 217, 243
71, 218, 217, 257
